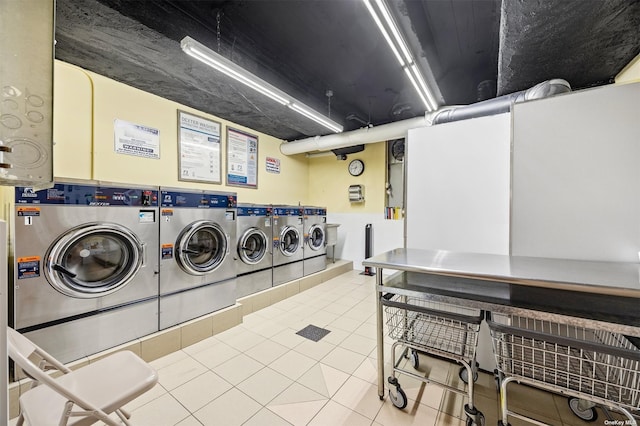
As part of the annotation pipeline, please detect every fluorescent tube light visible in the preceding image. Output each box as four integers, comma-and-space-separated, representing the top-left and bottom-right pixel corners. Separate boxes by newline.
363, 0, 439, 112
181, 36, 343, 133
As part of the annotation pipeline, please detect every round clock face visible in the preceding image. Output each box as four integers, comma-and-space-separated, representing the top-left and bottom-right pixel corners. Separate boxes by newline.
348, 159, 365, 176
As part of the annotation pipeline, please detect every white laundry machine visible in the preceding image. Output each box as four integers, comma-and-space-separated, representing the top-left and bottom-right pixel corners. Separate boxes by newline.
303, 206, 327, 276
236, 204, 273, 298
272, 205, 304, 286
159, 188, 237, 329
11, 181, 160, 363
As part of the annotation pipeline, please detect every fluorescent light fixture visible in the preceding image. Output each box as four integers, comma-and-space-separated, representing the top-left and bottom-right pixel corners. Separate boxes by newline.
181, 36, 343, 133
363, 0, 439, 112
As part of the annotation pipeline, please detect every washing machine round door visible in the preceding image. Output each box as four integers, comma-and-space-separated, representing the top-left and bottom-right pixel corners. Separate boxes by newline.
307, 224, 325, 251
238, 227, 268, 265
45, 223, 143, 298
176, 220, 228, 275
279, 226, 301, 256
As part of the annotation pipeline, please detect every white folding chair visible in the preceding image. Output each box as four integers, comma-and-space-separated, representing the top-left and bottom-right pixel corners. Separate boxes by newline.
7, 327, 158, 426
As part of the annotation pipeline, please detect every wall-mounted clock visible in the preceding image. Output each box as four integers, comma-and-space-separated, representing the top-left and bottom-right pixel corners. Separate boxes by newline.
348, 159, 365, 176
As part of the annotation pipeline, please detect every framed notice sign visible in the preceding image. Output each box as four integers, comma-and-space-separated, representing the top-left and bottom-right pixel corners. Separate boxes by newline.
226, 127, 258, 188
177, 110, 222, 184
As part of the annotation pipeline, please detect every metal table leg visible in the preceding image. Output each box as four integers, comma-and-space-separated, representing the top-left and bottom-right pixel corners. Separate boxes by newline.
376, 267, 385, 399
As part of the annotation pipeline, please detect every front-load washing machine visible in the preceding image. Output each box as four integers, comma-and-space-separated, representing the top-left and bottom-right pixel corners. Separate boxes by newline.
303, 206, 327, 276
159, 188, 237, 329
272, 205, 304, 286
236, 204, 273, 298
11, 181, 160, 363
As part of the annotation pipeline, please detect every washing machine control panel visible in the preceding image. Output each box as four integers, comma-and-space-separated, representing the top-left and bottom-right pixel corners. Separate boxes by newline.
15, 183, 159, 206
160, 190, 237, 209
237, 206, 271, 217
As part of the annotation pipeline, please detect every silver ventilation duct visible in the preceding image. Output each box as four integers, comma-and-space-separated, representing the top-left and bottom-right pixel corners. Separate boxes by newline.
280, 79, 572, 156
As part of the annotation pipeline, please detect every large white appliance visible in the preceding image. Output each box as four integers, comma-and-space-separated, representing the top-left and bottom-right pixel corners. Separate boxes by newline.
302, 206, 327, 276
159, 188, 237, 329
272, 205, 304, 286
11, 181, 160, 363
236, 204, 273, 298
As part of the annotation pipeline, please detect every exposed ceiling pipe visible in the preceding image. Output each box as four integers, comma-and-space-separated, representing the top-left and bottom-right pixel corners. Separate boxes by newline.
280, 79, 571, 156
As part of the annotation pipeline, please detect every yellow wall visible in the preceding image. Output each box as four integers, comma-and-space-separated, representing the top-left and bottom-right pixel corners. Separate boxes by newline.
53, 60, 309, 205
616, 53, 640, 84
307, 143, 386, 213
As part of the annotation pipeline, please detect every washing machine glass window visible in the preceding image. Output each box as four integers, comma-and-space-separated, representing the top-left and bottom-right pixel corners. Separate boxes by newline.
238, 228, 268, 265
176, 220, 228, 275
308, 225, 325, 251
45, 223, 143, 298
279, 226, 301, 256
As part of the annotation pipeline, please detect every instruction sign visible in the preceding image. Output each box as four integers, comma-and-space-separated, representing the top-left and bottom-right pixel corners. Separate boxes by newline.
114, 119, 160, 159
226, 128, 258, 188
178, 110, 222, 184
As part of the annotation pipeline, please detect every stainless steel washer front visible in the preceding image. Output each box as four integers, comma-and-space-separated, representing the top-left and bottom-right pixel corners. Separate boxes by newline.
11, 181, 160, 363
236, 204, 273, 298
303, 206, 327, 276
272, 206, 304, 286
175, 220, 228, 275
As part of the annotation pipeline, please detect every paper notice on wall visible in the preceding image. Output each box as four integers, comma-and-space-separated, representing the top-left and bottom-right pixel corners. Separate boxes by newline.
227, 128, 258, 188
114, 119, 160, 159
266, 157, 280, 173
178, 111, 221, 183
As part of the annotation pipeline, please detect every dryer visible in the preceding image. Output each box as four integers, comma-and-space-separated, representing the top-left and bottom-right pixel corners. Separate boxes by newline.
236, 204, 273, 298
272, 205, 304, 286
159, 188, 237, 329
11, 181, 159, 363
303, 206, 327, 276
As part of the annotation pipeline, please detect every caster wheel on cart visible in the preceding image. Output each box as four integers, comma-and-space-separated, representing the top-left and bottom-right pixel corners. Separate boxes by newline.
410, 349, 419, 369
465, 413, 485, 426
497, 421, 511, 426
459, 366, 479, 384
389, 386, 407, 409
568, 398, 598, 422
387, 376, 407, 409
464, 404, 485, 426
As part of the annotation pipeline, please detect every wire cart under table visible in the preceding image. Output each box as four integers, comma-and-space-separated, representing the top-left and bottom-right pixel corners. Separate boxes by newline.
382, 293, 485, 425
487, 312, 640, 426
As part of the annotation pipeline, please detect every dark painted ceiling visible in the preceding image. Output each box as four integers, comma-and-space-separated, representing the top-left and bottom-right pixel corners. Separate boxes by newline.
54, 0, 639, 142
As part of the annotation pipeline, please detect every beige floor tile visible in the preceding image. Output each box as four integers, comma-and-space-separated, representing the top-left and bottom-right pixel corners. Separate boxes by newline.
149, 349, 191, 370
243, 318, 288, 338
243, 408, 293, 426
391, 374, 445, 411
270, 327, 308, 349
237, 366, 293, 405
438, 389, 466, 420
306, 310, 341, 327
435, 412, 465, 426
329, 315, 366, 333
322, 346, 367, 374
171, 370, 233, 412
320, 327, 350, 346
269, 382, 327, 405
352, 320, 378, 340
212, 353, 264, 385
339, 333, 377, 356
374, 397, 439, 426
158, 356, 208, 391
130, 393, 190, 425
343, 307, 376, 323
194, 388, 262, 426
268, 399, 328, 426
332, 375, 385, 419
219, 327, 267, 353
181, 335, 219, 356
244, 338, 290, 365
353, 356, 380, 385
269, 349, 316, 380
175, 415, 205, 426
123, 382, 167, 412
189, 340, 240, 369
308, 400, 373, 426
323, 301, 353, 316
503, 381, 559, 418
297, 362, 350, 398
293, 338, 336, 361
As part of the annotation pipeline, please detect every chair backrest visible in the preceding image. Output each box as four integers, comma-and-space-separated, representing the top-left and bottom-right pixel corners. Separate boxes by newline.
7, 328, 70, 385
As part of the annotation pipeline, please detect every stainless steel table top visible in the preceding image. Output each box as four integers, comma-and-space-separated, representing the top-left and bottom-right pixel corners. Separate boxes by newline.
363, 248, 640, 298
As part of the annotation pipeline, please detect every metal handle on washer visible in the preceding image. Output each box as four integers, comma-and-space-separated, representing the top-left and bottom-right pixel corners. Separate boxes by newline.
141, 243, 147, 267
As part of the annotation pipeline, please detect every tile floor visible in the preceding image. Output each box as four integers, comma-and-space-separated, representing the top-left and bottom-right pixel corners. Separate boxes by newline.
11, 270, 634, 426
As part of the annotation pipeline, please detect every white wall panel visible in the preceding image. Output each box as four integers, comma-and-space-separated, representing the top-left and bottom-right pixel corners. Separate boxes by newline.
406, 114, 511, 256
511, 83, 640, 262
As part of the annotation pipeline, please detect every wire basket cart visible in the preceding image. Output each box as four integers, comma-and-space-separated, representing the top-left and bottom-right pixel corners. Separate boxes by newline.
381, 293, 485, 425
487, 312, 640, 426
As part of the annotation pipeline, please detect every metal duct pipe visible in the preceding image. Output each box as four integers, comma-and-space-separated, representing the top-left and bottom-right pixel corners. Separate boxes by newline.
432, 79, 571, 124
280, 116, 428, 155
280, 79, 571, 156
